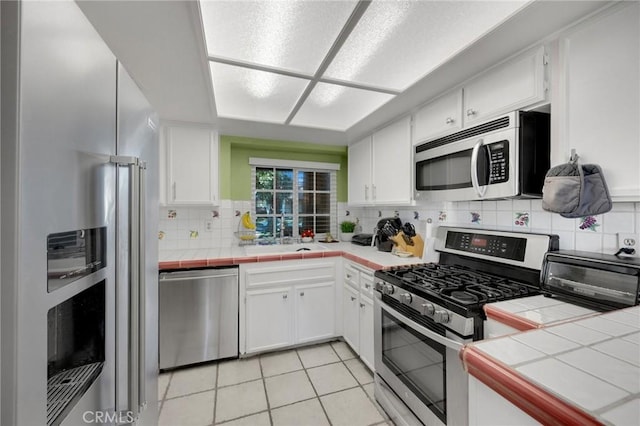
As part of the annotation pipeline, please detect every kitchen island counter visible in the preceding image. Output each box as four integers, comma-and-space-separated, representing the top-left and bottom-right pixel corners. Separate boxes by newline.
159, 241, 424, 271
462, 306, 640, 425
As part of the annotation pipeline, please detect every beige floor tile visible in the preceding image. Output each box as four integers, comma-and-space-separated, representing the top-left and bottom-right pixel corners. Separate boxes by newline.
166, 363, 217, 398
297, 344, 340, 368
344, 358, 374, 385
159, 390, 215, 426
331, 341, 356, 360
264, 370, 316, 408
158, 372, 171, 400
321, 387, 385, 426
260, 350, 303, 377
215, 379, 268, 423
217, 411, 271, 426
217, 357, 262, 387
363, 382, 375, 399
307, 362, 358, 395
271, 398, 330, 426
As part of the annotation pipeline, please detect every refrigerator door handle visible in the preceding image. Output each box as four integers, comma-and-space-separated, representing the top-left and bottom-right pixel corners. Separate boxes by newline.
138, 161, 147, 411
110, 156, 145, 419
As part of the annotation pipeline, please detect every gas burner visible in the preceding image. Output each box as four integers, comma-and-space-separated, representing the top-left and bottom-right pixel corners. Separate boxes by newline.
448, 291, 480, 305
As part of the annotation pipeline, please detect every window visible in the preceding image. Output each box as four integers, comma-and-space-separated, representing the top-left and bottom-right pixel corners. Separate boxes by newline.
252, 166, 336, 239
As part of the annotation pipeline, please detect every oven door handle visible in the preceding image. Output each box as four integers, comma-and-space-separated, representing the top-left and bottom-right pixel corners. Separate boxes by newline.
470, 138, 488, 198
378, 299, 464, 352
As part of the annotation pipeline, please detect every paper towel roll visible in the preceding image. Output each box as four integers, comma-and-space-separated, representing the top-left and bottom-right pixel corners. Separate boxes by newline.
422, 219, 439, 263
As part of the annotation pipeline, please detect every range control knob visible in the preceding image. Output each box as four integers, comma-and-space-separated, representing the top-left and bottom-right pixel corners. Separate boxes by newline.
421, 303, 435, 316
374, 282, 385, 292
383, 284, 395, 295
400, 293, 412, 304
433, 309, 450, 324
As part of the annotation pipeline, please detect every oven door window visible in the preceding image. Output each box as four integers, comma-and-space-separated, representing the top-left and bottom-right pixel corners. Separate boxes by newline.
381, 309, 447, 423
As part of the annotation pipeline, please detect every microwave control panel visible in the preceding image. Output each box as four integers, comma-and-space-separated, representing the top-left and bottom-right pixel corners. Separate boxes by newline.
445, 231, 526, 261
488, 141, 509, 184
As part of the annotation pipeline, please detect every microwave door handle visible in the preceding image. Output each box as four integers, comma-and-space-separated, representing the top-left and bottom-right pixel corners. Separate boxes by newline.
471, 139, 487, 198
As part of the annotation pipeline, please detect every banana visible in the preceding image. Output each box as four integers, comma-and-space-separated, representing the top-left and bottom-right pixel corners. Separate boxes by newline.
241, 211, 256, 230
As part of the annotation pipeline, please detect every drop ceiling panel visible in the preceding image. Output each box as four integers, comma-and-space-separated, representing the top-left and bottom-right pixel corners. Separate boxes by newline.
210, 62, 310, 123
200, 0, 357, 75
290, 82, 394, 131
324, 0, 528, 91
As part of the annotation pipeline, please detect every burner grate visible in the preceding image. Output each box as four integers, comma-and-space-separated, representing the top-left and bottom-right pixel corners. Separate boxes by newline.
47, 361, 104, 426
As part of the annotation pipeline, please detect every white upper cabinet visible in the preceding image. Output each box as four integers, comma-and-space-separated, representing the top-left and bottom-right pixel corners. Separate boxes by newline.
413, 47, 547, 145
554, 2, 640, 200
372, 116, 412, 205
348, 116, 412, 205
413, 91, 463, 144
162, 125, 219, 206
348, 136, 372, 205
464, 46, 547, 126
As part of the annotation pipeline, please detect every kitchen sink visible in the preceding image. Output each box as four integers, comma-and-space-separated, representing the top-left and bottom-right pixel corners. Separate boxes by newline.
244, 243, 328, 256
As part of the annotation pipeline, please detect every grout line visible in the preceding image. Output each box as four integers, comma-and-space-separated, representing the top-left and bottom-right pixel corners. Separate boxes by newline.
296, 347, 333, 426
211, 361, 220, 425
257, 354, 275, 426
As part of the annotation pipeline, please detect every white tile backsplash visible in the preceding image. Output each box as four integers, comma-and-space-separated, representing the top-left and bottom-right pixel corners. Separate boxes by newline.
159, 200, 638, 251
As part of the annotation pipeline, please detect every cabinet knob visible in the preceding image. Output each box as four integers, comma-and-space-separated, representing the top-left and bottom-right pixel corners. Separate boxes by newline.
365, 185, 369, 201
365, 284, 371, 289
300, 291, 305, 297
466, 109, 476, 117
346, 274, 352, 279
445, 117, 454, 124
360, 303, 365, 308
350, 296, 356, 301
283, 294, 288, 300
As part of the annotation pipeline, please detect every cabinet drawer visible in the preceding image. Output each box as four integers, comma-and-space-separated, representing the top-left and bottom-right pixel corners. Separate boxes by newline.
360, 273, 374, 298
246, 261, 335, 289
344, 263, 359, 289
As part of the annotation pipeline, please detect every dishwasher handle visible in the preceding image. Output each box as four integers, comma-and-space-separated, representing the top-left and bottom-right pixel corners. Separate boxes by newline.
159, 273, 238, 282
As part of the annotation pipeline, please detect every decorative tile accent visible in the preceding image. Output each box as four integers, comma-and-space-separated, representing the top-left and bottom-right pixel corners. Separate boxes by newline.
212, 210, 219, 218
394, 210, 399, 218
167, 209, 177, 219
514, 212, 530, 227
235, 210, 241, 217
378, 210, 382, 218
413, 211, 420, 220
158, 231, 165, 240
471, 212, 481, 224
438, 211, 447, 222
345, 210, 350, 216
189, 230, 199, 239
579, 216, 600, 232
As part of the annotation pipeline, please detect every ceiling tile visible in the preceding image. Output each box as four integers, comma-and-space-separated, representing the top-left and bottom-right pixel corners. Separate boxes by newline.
200, 0, 357, 75
290, 83, 394, 131
210, 62, 310, 123
324, 1, 528, 91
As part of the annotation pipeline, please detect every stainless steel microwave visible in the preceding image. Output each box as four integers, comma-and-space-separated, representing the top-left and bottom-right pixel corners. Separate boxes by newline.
414, 111, 550, 202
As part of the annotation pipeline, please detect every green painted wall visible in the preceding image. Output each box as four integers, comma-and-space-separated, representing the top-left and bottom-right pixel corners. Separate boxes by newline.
219, 135, 348, 202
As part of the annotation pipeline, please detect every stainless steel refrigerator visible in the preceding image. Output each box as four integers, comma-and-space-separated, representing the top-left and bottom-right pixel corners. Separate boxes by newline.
1, 1, 159, 424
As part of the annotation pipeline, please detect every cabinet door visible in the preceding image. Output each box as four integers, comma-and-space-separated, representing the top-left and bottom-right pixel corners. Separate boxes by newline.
348, 136, 372, 205
413, 90, 463, 144
358, 294, 375, 371
342, 285, 360, 354
464, 46, 546, 126
371, 116, 412, 205
556, 2, 640, 200
296, 282, 336, 344
245, 287, 293, 353
166, 126, 219, 205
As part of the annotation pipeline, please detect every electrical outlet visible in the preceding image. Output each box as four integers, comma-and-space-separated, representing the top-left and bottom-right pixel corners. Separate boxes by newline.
617, 233, 640, 256
205, 221, 213, 232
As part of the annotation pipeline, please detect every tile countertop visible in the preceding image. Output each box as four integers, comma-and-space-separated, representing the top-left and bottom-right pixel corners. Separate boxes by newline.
158, 241, 424, 271
484, 295, 602, 332
462, 306, 640, 425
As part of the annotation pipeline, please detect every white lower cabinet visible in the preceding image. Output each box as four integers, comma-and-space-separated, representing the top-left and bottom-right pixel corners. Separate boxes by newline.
469, 376, 539, 426
240, 258, 338, 355
342, 261, 376, 370
245, 287, 293, 353
358, 294, 374, 370
342, 284, 360, 351
296, 282, 335, 344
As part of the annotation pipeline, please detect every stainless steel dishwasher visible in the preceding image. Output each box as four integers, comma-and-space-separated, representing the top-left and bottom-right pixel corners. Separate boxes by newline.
158, 267, 239, 369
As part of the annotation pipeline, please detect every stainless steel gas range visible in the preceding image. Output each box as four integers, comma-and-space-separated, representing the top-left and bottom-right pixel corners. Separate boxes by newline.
373, 227, 559, 426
